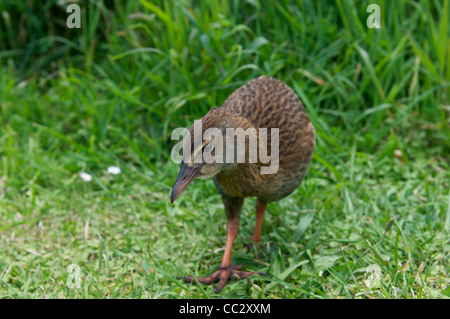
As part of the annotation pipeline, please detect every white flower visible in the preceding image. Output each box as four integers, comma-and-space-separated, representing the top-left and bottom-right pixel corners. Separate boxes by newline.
107, 166, 121, 175
394, 149, 402, 159
80, 172, 92, 182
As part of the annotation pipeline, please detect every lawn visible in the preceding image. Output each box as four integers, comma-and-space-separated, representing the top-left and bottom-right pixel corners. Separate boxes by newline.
0, 0, 448, 298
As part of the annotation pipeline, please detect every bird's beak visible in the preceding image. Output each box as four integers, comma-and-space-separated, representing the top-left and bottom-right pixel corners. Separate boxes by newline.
171, 162, 204, 203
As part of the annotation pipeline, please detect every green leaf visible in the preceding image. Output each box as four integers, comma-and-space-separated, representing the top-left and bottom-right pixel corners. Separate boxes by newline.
247, 36, 269, 51
278, 260, 309, 281
355, 43, 385, 100
140, 0, 179, 32
314, 256, 340, 271
293, 213, 315, 242
406, 30, 442, 83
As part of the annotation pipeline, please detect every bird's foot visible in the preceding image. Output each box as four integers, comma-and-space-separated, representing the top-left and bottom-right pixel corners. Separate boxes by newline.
183, 265, 262, 293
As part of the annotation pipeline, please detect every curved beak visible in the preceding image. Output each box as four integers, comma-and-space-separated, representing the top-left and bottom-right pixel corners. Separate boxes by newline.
170, 162, 204, 203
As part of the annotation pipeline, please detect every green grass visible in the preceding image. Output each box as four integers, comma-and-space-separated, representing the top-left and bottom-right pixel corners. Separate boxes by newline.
0, 0, 449, 298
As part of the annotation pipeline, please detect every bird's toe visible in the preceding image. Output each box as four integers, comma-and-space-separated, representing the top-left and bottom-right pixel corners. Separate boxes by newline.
182, 266, 260, 293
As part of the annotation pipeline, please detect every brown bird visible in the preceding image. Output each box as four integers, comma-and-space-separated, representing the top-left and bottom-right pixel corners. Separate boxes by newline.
171, 76, 315, 293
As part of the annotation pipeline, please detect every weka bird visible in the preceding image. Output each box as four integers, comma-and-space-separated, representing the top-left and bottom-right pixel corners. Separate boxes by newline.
171, 76, 315, 293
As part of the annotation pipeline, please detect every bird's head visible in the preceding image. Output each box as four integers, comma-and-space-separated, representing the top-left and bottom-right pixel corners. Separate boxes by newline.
170, 107, 254, 203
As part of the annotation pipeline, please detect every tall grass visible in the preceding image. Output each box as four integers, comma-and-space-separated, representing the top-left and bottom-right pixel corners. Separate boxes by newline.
0, 0, 448, 298
0, 0, 448, 168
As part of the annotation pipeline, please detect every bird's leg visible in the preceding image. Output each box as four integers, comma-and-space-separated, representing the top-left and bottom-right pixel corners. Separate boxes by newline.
183, 194, 259, 293
245, 199, 267, 252
183, 216, 258, 293
251, 199, 267, 244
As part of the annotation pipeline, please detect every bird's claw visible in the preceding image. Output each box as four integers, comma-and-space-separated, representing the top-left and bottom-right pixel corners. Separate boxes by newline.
183, 265, 260, 293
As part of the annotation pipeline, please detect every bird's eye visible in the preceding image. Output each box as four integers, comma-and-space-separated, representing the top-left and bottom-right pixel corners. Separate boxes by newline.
203, 143, 213, 153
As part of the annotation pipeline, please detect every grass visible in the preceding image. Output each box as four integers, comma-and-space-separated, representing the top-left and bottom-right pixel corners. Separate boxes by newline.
0, 0, 449, 298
